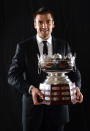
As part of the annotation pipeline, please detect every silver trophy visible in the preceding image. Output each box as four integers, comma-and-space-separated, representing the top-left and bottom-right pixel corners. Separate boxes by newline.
38, 53, 77, 105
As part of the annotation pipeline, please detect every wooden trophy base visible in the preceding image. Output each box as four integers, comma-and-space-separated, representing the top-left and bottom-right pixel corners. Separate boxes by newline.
39, 83, 77, 105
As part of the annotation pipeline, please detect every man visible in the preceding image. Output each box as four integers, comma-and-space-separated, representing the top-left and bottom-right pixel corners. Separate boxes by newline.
8, 7, 83, 131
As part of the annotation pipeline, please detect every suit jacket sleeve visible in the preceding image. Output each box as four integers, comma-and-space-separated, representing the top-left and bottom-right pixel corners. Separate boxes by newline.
8, 43, 31, 94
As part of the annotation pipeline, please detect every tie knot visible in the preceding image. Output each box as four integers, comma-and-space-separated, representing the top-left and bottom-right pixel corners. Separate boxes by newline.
42, 41, 48, 55
43, 41, 47, 45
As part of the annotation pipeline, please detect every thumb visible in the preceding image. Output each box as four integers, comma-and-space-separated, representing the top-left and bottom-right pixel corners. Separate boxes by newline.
37, 90, 44, 99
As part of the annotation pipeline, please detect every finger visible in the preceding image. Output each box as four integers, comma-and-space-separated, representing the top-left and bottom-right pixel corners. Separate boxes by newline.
76, 88, 80, 99
76, 92, 83, 103
33, 94, 41, 105
37, 91, 44, 99
33, 91, 44, 105
31, 88, 43, 105
79, 93, 83, 103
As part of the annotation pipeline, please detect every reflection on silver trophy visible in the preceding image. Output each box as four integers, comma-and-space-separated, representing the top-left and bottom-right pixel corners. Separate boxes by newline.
38, 53, 77, 105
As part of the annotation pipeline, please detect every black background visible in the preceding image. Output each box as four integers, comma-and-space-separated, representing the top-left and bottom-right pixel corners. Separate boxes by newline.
0, 0, 90, 131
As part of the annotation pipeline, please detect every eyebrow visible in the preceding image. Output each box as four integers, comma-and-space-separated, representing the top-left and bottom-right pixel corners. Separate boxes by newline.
38, 19, 53, 21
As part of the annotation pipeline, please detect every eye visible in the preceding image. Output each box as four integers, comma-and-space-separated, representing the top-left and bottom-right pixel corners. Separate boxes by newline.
39, 21, 43, 24
47, 20, 52, 24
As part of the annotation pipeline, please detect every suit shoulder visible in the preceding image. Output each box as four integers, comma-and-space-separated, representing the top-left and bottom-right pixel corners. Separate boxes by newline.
17, 36, 35, 47
56, 37, 68, 44
54, 37, 68, 47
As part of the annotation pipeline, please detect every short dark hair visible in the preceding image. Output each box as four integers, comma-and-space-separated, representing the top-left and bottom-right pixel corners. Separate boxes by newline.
33, 7, 54, 20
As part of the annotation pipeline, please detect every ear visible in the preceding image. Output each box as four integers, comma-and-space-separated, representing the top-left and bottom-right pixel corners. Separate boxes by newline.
34, 21, 37, 29
52, 21, 55, 29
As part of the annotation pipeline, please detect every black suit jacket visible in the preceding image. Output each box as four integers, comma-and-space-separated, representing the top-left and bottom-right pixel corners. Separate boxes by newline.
8, 36, 81, 125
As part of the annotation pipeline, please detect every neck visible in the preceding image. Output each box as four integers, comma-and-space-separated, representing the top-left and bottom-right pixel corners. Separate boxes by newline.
38, 34, 51, 40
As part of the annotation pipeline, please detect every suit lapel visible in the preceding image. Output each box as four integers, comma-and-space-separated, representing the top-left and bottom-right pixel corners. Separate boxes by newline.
52, 36, 57, 54
33, 36, 40, 56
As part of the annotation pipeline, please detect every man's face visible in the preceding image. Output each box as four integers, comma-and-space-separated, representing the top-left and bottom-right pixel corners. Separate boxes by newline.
34, 13, 55, 40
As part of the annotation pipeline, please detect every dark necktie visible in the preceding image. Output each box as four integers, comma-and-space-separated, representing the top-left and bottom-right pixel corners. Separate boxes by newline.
43, 41, 48, 55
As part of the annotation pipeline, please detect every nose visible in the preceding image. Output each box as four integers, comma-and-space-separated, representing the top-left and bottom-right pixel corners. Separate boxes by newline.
42, 22, 47, 28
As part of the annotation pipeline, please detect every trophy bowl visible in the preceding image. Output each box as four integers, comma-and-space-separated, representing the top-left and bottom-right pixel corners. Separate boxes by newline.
38, 53, 77, 105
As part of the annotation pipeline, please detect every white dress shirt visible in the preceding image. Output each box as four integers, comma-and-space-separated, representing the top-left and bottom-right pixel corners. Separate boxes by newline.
36, 34, 53, 57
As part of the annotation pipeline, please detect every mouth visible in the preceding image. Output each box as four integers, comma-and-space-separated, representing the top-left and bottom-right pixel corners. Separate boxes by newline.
41, 29, 48, 32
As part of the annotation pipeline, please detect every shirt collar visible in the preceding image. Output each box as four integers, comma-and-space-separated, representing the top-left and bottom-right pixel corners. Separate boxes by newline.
36, 34, 52, 45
